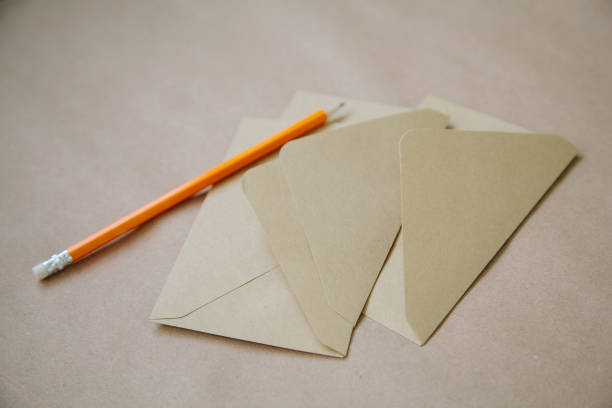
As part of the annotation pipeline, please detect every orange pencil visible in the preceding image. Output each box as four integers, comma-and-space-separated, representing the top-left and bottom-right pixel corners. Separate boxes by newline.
33, 102, 345, 280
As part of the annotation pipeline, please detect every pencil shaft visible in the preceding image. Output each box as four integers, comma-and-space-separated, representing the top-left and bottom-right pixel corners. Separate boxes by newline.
67, 109, 327, 261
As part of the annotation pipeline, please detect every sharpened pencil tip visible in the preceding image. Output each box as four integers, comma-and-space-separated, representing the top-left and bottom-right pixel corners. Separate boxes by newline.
325, 102, 346, 119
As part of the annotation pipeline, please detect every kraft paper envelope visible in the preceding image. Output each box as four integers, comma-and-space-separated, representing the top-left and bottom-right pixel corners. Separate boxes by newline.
242, 110, 448, 353
363, 96, 532, 344
241, 160, 353, 354
399, 129, 577, 344
150, 119, 348, 356
280, 94, 576, 346
151, 93, 431, 356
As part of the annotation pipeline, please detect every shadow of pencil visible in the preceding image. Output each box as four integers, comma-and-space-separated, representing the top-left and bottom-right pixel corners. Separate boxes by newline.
421, 154, 582, 346
40, 189, 209, 285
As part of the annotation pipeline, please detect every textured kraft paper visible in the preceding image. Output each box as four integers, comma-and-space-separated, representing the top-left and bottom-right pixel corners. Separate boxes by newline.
243, 110, 448, 353
363, 96, 532, 342
278, 93, 531, 344
242, 160, 354, 355
155, 92, 576, 355
150, 118, 341, 357
150, 97, 439, 356
4, 2, 611, 406
399, 129, 577, 344
279, 110, 448, 325
279, 93, 574, 346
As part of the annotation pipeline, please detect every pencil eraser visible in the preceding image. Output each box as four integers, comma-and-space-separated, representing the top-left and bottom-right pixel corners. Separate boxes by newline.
32, 262, 48, 280
32, 250, 73, 280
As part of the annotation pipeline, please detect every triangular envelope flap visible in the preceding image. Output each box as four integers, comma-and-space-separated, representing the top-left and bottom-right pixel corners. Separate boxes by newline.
400, 129, 577, 344
150, 119, 289, 319
242, 161, 353, 355
155, 266, 342, 357
365, 96, 531, 345
279, 110, 448, 324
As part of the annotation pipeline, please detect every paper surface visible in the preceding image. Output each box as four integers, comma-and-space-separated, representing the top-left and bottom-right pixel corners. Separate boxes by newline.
400, 129, 577, 344
363, 96, 532, 343
279, 110, 448, 324
242, 160, 353, 354
152, 91, 575, 354
280, 93, 421, 341
243, 110, 448, 353
150, 119, 282, 319
150, 118, 341, 357
364, 97, 576, 345
150, 93, 423, 356
6, 1, 611, 404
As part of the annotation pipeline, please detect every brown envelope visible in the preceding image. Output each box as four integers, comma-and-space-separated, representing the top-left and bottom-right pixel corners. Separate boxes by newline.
363, 96, 533, 343
399, 129, 577, 344
150, 92, 426, 357
243, 110, 448, 353
280, 94, 577, 346
150, 119, 343, 357
242, 160, 354, 354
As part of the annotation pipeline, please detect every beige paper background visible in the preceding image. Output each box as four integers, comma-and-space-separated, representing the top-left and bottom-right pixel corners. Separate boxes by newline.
1, 1, 611, 407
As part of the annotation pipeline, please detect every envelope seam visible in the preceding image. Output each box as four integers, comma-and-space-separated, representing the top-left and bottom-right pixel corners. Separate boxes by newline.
151, 264, 280, 320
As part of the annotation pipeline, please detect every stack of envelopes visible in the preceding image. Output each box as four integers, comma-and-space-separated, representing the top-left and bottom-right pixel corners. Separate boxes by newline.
150, 92, 577, 357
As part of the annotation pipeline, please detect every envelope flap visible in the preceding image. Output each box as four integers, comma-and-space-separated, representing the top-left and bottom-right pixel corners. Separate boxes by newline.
400, 129, 577, 344
279, 110, 449, 324
155, 265, 342, 357
150, 119, 290, 319
242, 161, 353, 354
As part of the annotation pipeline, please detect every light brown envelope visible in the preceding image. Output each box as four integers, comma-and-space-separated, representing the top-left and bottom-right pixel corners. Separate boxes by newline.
150, 92, 421, 356
281, 95, 577, 346
150, 119, 346, 356
242, 110, 448, 353
363, 97, 531, 344
399, 129, 577, 344
242, 160, 354, 354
